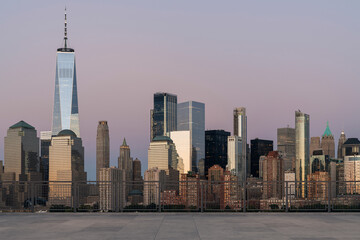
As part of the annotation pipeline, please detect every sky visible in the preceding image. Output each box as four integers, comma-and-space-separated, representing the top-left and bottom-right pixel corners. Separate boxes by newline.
1, 1, 360, 180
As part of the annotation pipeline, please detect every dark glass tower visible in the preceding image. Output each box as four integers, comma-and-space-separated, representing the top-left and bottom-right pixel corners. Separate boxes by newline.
250, 138, 273, 177
205, 130, 230, 177
177, 101, 205, 172
52, 9, 80, 137
150, 92, 177, 140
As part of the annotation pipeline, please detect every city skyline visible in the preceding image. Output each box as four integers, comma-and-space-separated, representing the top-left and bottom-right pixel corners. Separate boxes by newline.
1, 1, 360, 180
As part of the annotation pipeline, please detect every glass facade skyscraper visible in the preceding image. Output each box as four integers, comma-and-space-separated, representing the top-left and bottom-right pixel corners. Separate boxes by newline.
205, 130, 231, 177
295, 110, 310, 198
51, 10, 80, 137
151, 92, 177, 140
177, 101, 205, 173
233, 107, 248, 178
250, 138, 273, 177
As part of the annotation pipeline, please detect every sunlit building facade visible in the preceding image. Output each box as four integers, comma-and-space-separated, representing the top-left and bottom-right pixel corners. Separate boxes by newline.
227, 136, 242, 178
295, 111, 310, 198
233, 107, 248, 179
48, 130, 86, 206
169, 131, 191, 173
4, 121, 40, 181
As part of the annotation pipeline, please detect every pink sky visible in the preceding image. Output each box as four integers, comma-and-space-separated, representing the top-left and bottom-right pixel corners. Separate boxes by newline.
1, 1, 360, 180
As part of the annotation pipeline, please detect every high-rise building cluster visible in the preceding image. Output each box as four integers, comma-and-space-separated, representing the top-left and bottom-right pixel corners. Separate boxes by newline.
1, 9, 359, 212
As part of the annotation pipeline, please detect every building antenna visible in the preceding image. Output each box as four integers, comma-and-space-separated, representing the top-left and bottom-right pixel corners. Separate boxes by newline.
64, 7, 68, 48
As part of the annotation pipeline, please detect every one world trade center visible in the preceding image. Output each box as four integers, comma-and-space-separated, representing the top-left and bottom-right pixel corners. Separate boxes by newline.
52, 9, 80, 137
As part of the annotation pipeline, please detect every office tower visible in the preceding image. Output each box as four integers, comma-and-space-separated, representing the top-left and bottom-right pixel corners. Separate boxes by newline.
169, 131, 191, 173
118, 138, 133, 200
4, 121, 40, 181
295, 110, 310, 198
118, 138, 133, 178
259, 156, 266, 179
205, 130, 231, 177
132, 158, 143, 191
262, 151, 283, 199
133, 158, 142, 181
148, 136, 183, 173
307, 171, 330, 200
99, 167, 125, 211
227, 136, 243, 178
96, 121, 110, 182
49, 130, 87, 205
277, 127, 295, 171
144, 167, 166, 206
177, 101, 205, 173
342, 138, 360, 194
207, 165, 224, 204
150, 92, 177, 140
310, 137, 321, 156
40, 131, 52, 182
250, 138, 273, 177
233, 107, 248, 177
321, 122, 335, 159
338, 131, 347, 159
309, 150, 330, 174
52, 10, 80, 137
179, 172, 201, 208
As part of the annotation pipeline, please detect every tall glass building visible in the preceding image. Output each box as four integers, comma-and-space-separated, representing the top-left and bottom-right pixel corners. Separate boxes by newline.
52, 10, 80, 137
233, 107, 248, 177
295, 110, 310, 198
150, 92, 177, 140
177, 101, 205, 173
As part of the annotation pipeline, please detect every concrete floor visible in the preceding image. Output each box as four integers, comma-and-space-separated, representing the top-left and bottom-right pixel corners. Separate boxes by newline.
0, 213, 359, 239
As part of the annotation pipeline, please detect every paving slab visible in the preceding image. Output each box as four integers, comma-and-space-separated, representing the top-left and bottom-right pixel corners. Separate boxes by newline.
0, 213, 359, 239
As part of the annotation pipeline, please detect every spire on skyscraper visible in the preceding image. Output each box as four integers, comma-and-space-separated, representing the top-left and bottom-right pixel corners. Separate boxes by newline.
122, 138, 128, 146
64, 7, 68, 48
323, 121, 333, 137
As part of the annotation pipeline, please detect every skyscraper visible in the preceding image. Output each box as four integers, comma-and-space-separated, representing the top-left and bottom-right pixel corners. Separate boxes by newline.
118, 138, 133, 182
150, 92, 177, 140
177, 101, 205, 173
96, 121, 110, 182
250, 138, 273, 177
227, 136, 242, 178
99, 167, 125, 211
338, 131, 347, 159
277, 127, 295, 171
233, 107, 248, 177
49, 130, 86, 205
40, 131, 52, 182
321, 122, 335, 159
132, 158, 143, 191
205, 130, 230, 177
118, 138, 133, 200
52, 9, 80, 137
342, 138, 360, 194
4, 121, 40, 181
262, 151, 283, 199
310, 137, 321, 156
295, 110, 310, 198
169, 131, 191, 173
148, 136, 183, 173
